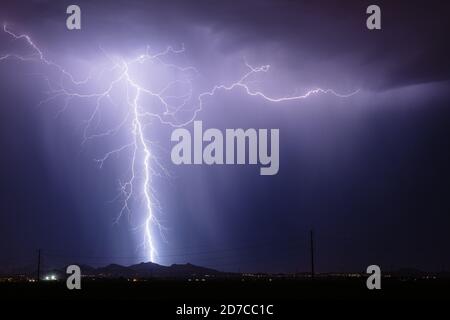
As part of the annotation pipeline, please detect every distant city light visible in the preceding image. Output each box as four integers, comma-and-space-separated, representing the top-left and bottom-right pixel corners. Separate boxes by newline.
44, 274, 57, 281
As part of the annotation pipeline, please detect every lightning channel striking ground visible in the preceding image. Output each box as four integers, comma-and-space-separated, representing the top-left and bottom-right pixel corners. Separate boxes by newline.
0, 24, 358, 263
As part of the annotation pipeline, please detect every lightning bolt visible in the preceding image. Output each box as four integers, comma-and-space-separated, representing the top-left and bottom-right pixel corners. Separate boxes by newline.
1, 24, 358, 263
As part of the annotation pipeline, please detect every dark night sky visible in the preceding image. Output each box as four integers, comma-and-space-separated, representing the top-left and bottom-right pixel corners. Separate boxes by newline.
0, 0, 450, 273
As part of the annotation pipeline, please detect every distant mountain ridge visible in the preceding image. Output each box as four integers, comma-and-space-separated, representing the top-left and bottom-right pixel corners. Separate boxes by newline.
2, 262, 449, 279
90, 262, 222, 278
35, 262, 223, 279
0, 261, 224, 279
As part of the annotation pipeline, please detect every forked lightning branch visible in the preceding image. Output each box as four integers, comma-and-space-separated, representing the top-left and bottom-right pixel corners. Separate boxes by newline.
0, 24, 358, 263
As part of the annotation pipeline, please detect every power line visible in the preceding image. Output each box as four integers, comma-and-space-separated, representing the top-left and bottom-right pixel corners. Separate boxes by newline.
37, 249, 41, 282
310, 230, 314, 279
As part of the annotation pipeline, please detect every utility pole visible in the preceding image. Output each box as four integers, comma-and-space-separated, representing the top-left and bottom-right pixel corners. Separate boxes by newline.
37, 249, 41, 282
310, 230, 314, 279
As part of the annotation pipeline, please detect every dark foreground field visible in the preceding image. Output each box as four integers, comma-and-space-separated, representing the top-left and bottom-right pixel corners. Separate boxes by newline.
1, 278, 449, 301
1, 278, 449, 316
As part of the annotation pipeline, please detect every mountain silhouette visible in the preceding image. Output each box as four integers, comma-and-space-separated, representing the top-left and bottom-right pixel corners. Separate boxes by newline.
54, 262, 223, 279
